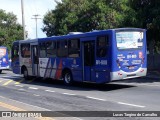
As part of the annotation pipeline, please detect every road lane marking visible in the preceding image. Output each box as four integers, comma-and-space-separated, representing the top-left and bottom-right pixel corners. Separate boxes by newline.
62, 93, 76, 96
3, 80, 13, 86
0, 96, 82, 119
0, 95, 51, 111
0, 101, 25, 111
15, 79, 24, 84
15, 85, 24, 87
86, 96, 106, 101
45, 90, 55, 93
28, 87, 38, 90
0, 101, 54, 120
18, 89, 25, 91
118, 102, 145, 108
33, 94, 40, 96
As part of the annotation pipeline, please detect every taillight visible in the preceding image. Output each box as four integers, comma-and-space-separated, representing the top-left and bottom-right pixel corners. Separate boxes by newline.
139, 52, 145, 64
139, 52, 143, 59
118, 72, 122, 76
2, 58, 6, 62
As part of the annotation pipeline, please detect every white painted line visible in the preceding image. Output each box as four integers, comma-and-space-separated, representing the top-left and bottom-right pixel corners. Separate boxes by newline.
33, 94, 40, 96
15, 85, 24, 87
28, 87, 38, 90
18, 89, 25, 91
118, 102, 145, 108
0, 96, 6, 98
62, 93, 76, 96
0, 95, 51, 111
86, 96, 106, 101
45, 90, 55, 93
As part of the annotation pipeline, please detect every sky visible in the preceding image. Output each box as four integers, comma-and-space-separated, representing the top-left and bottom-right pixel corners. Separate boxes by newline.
0, 0, 61, 39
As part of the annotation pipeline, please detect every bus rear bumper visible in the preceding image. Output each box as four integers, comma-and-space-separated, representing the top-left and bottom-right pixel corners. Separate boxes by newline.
110, 68, 147, 81
0, 65, 10, 70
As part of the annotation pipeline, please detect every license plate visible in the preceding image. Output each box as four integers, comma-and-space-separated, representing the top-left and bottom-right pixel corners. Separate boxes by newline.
129, 66, 134, 69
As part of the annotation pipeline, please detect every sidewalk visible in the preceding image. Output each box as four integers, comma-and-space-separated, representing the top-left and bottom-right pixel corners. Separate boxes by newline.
146, 70, 160, 79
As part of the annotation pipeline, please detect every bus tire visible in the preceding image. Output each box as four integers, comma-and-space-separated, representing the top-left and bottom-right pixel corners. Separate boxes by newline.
0, 70, 2, 74
63, 71, 73, 85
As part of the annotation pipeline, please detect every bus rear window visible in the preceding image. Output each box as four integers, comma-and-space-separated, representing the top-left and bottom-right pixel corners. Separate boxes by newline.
116, 31, 143, 50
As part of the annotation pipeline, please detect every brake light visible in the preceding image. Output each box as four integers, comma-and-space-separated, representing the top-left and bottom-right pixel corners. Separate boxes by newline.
118, 73, 122, 76
2, 58, 6, 62
139, 52, 143, 59
140, 69, 144, 72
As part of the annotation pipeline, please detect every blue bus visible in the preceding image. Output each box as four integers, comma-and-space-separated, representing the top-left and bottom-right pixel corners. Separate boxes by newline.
0, 46, 10, 73
11, 28, 147, 84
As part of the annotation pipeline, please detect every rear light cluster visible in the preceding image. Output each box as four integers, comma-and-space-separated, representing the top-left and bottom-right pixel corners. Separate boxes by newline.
118, 72, 122, 76
140, 69, 144, 72
2, 58, 8, 64
139, 52, 144, 64
139, 52, 143, 59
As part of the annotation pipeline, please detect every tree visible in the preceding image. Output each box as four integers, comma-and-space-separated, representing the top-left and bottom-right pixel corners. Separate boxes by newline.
42, 0, 137, 36
130, 0, 160, 53
0, 9, 23, 50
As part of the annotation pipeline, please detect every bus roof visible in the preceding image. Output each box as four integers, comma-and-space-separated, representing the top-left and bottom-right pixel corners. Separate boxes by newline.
38, 28, 145, 42
13, 28, 145, 43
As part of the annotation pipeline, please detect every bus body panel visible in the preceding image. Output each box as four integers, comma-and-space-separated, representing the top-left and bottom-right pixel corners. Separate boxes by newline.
11, 28, 147, 84
110, 28, 147, 80
0, 46, 10, 71
13, 39, 39, 76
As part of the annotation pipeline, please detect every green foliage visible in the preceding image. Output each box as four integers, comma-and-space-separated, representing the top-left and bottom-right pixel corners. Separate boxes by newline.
0, 9, 23, 50
42, 0, 136, 36
130, 0, 160, 53
43, 0, 160, 52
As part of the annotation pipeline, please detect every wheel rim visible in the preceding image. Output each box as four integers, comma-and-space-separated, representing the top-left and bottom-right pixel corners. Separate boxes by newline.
64, 73, 71, 84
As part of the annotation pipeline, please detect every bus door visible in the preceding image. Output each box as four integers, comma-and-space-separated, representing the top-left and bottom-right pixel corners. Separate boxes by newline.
31, 45, 39, 76
81, 38, 96, 82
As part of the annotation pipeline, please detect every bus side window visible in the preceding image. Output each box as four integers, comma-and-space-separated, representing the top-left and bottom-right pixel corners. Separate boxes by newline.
21, 44, 30, 58
68, 39, 80, 57
57, 40, 68, 57
46, 41, 56, 57
39, 42, 46, 58
12, 45, 19, 58
11, 45, 19, 62
96, 36, 109, 57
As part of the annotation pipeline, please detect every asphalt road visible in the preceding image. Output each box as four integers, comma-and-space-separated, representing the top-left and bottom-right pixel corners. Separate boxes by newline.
0, 70, 160, 120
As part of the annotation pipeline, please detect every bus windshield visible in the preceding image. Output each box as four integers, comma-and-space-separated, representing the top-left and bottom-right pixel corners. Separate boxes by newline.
0, 48, 7, 58
116, 31, 143, 50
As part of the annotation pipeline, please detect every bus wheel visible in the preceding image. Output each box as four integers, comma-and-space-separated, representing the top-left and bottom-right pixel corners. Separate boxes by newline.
63, 71, 73, 85
0, 70, 2, 74
23, 68, 29, 80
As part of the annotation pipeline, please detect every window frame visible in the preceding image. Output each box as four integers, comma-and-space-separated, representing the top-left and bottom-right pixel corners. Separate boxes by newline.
96, 35, 109, 58
20, 43, 31, 58
68, 39, 80, 58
